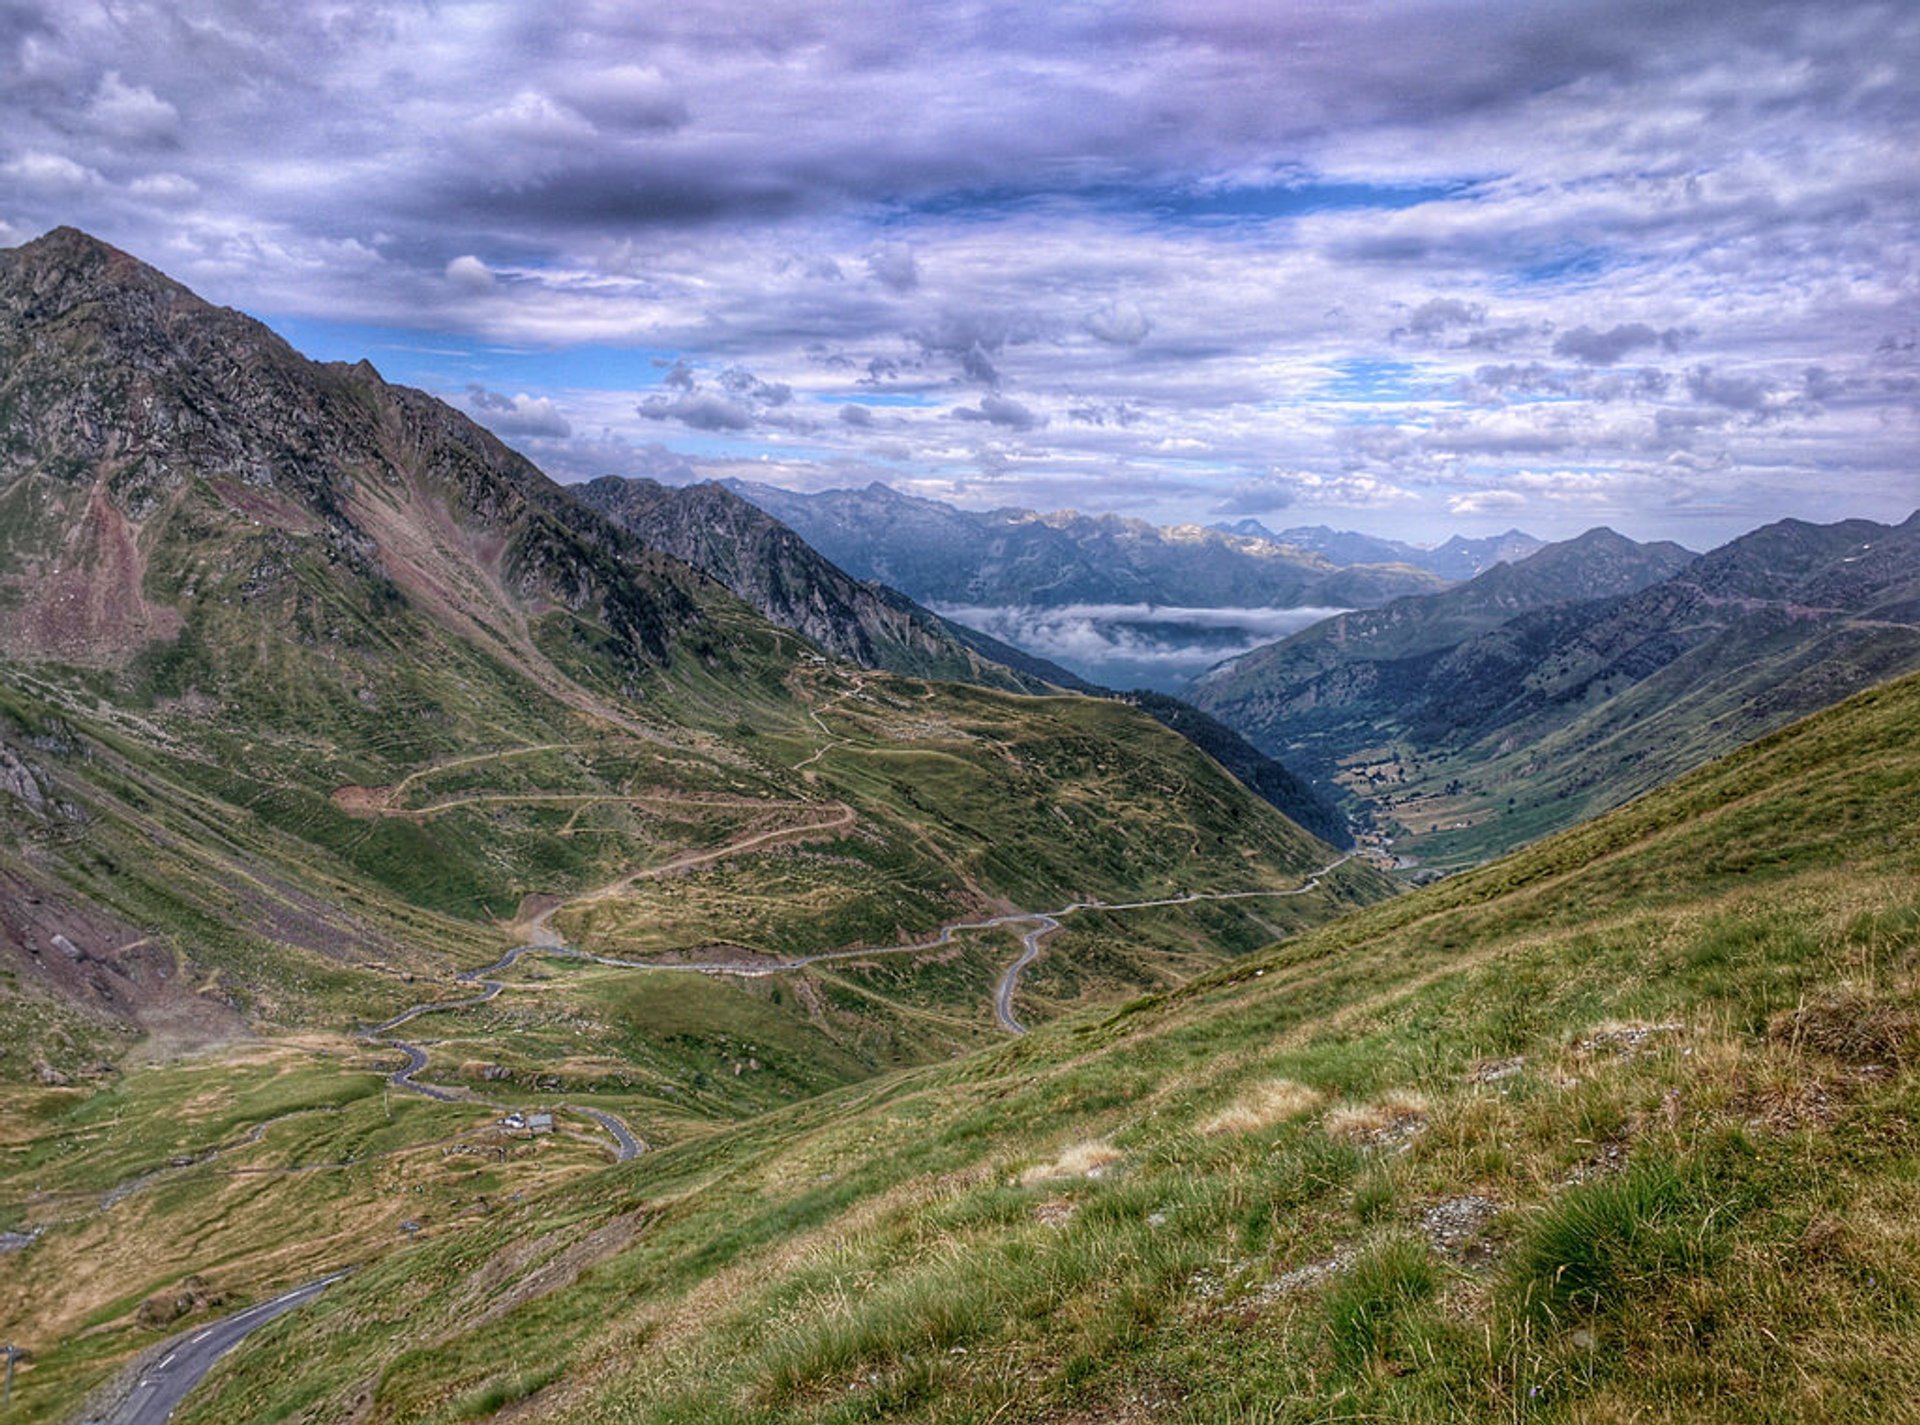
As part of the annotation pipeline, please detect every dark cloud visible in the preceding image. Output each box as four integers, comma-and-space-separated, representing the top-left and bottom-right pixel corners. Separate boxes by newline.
1398, 297, 1484, 338
1066, 401, 1145, 426
866, 242, 919, 293
952, 393, 1043, 430
838, 403, 875, 427
638, 389, 754, 431
1685, 364, 1782, 414
719, 367, 793, 405
1553, 322, 1685, 365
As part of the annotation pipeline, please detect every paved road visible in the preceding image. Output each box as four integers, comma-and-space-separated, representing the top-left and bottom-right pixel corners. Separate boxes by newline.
567, 1106, 645, 1161
990, 916, 1059, 1034
88, 1273, 346, 1425
360, 954, 645, 1160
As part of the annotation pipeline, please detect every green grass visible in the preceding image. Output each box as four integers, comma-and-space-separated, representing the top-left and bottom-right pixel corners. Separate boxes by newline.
119, 671, 1920, 1425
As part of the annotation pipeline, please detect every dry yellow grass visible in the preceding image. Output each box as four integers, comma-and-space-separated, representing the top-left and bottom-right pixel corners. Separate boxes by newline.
1198, 1078, 1323, 1135
1019, 1140, 1124, 1184
1322, 1088, 1430, 1144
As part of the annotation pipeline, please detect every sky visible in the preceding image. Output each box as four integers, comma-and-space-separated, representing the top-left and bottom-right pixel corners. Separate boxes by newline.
1, 0, 1916, 547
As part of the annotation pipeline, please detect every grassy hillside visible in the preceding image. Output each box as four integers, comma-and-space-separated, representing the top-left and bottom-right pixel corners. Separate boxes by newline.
75, 669, 1915, 1425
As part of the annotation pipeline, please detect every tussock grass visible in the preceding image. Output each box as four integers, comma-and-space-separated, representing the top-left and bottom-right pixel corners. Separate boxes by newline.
1018, 1140, 1125, 1185
1323, 1088, 1430, 1144
1199, 1078, 1323, 1136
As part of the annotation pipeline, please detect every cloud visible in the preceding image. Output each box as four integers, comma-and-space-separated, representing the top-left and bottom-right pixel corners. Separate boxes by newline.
637, 389, 755, 431
838, 403, 875, 427
445, 255, 495, 291
952, 393, 1043, 430
1447, 489, 1529, 515
866, 242, 919, 293
465, 384, 572, 438
1552, 322, 1684, 365
127, 172, 199, 204
562, 65, 688, 131
471, 90, 597, 147
1214, 471, 1416, 513
634, 360, 806, 432
931, 602, 1351, 689
85, 70, 178, 143
2, 152, 104, 191
1084, 299, 1151, 346
1684, 364, 1808, 420
912, 310, 1047, 387
719, 366, 793, 405
1398, 297, 1484, 338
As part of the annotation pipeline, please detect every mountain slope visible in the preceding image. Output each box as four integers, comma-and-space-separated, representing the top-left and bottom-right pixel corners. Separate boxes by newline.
0, 228, 1382, 1117
1191, 526, 1697, 750
725, 477, 1448, 608
1198, 526, 1697, 710
0, 228, 702, 687
149, 669, 1920, 1425
1196, 512, 1920, 870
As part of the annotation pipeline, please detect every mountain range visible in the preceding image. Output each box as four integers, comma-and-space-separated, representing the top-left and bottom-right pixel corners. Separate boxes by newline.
572, 475, 1059, 694
1211, 520, 1547, 580
575, 474, 1351, 844
724, 478, 1449, 609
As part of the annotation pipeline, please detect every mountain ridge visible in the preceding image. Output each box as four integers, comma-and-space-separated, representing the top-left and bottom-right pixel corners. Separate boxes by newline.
723, 476, 1450, 609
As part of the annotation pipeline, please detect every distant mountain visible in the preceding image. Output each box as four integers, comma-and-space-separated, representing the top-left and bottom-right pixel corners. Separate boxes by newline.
724, 479, 1447, 609
1194, 513, 1920, 867
1209, 521, 1546, 579
1422, 528, 1548, 580
574, 477, 1061, 693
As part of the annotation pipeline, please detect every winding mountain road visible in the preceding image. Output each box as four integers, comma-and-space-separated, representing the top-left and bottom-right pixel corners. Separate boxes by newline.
990, 917, 1058, 1033
88, 1273, 347, 1425
358, 704, 1355, 1126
